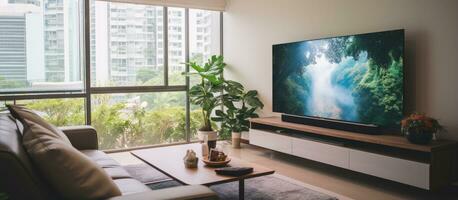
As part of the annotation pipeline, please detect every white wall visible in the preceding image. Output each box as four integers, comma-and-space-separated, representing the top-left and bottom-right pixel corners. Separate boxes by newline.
223, 0, 458, 140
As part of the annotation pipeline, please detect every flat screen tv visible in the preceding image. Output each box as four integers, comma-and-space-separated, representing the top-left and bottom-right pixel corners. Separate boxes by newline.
273, 29, 404, 128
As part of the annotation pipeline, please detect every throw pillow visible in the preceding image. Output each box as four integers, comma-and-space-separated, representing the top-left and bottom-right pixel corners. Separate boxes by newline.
7, 104, 71, 145
22, 121, 121, 200
8, 105, 122, 199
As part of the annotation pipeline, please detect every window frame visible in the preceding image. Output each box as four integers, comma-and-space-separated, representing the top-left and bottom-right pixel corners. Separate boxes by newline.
0, 0, 223, 150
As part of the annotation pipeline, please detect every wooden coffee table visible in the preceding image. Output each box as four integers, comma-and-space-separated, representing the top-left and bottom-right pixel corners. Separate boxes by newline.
131, 143, 275, 200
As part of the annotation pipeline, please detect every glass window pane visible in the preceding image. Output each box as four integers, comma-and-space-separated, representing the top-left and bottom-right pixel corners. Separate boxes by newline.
189, 9, 221, 86
0, 0, 83, 93
90, 1, 164, 87
188, 9, 221, 141
91, 92, 186, 150
190, 108, 206, 141
13, 98, 85, 126
167, 7, 185, 86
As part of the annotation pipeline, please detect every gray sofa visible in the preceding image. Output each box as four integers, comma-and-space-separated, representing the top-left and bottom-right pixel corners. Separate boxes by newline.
0, 113, 218, 200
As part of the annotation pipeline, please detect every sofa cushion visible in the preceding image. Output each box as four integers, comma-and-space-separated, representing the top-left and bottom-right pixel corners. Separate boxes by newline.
104, 167, 133, 179
7, 105, 71, 145
113, 178, 151, 195
81, 150, 122, 168
80, 150, 133, 179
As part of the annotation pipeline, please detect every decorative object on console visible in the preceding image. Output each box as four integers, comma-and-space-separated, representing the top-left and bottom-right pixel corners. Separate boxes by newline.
183, 149, 198, 168
401, 113, 443, 145
182, 55, 226, 149
212, 80, 264, 148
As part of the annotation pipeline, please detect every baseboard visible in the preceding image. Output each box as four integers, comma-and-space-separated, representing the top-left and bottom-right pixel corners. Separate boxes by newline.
241, 138, 250, 144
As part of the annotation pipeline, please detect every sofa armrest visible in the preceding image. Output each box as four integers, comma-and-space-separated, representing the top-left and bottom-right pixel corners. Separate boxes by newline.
59, 126, 98, 150
107, 185, 218, 200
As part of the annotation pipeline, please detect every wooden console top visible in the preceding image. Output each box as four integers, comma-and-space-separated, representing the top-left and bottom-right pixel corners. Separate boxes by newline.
250, 117, 456, 153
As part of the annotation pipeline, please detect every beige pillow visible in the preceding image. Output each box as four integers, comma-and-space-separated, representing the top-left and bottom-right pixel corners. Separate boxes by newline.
23, 121, 121, 200
8, 105, 121, 199
7, 104, 72, 145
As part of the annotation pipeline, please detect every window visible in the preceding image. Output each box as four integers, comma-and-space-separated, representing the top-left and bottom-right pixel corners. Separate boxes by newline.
188, 9, 221, 141
0, 0, 222, 151
0, 0, 83, 93
91, 92, 187, 149
189, 9, 221, 86
3, 98, 85, 126
168, 7, 186, 86
189, 9, 220, 64
90, 1, 164, 87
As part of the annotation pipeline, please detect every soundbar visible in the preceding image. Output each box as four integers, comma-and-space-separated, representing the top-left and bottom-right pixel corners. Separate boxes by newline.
281, 114, 383, 135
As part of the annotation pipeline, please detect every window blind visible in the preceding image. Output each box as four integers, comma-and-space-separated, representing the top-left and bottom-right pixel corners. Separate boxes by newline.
97, 0, 226, 11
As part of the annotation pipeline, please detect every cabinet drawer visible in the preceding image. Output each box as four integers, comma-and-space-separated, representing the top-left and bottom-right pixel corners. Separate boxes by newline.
291, 138, 349, 168
349, 149, 430, 189
249, 129, 291, 154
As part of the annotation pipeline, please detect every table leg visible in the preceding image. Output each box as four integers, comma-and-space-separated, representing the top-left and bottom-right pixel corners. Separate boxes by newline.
239, 179, 245, 200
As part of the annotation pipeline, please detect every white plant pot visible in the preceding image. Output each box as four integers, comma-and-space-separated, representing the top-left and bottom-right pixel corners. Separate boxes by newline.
232, 132, 242, 148
197, 130, 217, 149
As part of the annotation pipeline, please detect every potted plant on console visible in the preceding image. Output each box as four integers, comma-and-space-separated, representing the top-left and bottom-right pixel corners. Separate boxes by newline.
183, 55, 225, 149
213, 80, 264, 148
401, 113, 443, 145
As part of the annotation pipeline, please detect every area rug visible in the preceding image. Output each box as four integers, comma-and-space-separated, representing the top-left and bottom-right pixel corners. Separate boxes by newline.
124, 164, 340, 200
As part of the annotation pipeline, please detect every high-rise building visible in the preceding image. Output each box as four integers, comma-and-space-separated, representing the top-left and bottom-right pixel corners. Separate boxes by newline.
189, 10, 220, 64
42, 0, 80, 82
0, 0, 44, 85
0, 0, 81, 91
90, 1, 163, 86
7, 0, 40, 6
167, 8, 185, 72
89, 3, 219, 86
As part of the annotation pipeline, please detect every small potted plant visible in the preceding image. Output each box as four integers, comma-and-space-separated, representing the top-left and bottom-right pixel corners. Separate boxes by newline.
213, 80, 264, 148
401, 113, 442, 145
183, 55, 225, 149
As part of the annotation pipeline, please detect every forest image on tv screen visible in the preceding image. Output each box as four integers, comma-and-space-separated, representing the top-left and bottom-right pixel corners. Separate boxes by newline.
273, 30, 404, 127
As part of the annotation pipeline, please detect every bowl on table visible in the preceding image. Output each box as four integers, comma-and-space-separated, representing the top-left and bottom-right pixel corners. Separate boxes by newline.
202, 157, 231, 167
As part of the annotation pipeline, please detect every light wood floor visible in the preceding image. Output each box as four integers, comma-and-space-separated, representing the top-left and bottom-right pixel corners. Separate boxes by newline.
108, 142, 458, 200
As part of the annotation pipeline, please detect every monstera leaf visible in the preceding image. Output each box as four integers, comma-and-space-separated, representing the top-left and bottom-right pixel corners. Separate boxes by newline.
183, 55, 226, 85
213, 80, 264, 139
183, 55, 226, 131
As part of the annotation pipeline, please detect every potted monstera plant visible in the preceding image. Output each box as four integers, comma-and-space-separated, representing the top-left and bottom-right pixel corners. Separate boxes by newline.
213, 80, 264, 148
183, 55, 225, 149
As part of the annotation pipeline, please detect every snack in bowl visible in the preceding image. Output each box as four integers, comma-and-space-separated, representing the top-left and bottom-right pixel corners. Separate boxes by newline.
209, 149, 227, 161
203, 149, 230, 167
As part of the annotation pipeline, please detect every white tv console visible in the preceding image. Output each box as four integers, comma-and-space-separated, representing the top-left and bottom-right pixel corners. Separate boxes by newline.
249, 117, 457, 190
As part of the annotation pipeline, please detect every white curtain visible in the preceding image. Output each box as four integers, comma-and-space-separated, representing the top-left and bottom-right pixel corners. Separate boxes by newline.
97, 0, 226, 11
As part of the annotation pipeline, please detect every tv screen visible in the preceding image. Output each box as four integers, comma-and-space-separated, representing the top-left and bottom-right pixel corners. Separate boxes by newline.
273, 30, 404, 127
